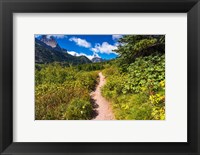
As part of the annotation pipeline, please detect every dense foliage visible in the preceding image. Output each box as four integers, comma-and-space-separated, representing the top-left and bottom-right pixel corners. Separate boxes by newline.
101, 35, 165, 120
102, 55, 165, 120
35, 63, 98, 120
114, 35, 165, 67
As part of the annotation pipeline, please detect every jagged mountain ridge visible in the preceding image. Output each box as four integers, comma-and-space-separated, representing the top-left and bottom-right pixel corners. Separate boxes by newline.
35, 36, 92, 64
40, 35, 58, 48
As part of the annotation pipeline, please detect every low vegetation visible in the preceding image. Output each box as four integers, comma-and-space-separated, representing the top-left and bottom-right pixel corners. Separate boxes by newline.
35, 63, 98, 120
102, 55, 165, 120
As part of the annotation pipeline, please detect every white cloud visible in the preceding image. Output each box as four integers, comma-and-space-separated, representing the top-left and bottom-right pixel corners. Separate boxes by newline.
114, 42, 127, 47
67, 51, 81, 57
91, 42, 118, 54
69, 37, 91, 48
85, 55, 96, 60
67, 51, 99, 60
112, 35, 123, 40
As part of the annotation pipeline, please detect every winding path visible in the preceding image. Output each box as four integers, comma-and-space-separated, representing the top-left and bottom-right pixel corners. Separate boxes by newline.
90, 72, 115, 120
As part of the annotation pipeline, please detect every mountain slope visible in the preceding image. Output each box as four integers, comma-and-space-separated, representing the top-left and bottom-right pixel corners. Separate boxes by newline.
91, 57, 104, 63
35, 38, 92, 65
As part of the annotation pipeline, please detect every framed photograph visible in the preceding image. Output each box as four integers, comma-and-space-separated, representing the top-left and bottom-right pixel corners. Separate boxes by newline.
0, 0, 200, 154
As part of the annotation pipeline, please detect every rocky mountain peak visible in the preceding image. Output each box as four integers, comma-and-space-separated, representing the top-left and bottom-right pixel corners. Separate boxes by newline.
40, 35, 58, 48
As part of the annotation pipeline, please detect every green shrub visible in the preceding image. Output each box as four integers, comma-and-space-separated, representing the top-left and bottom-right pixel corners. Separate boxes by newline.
64, 99, 92, 120
35, 64, 98, 120
124, 55, 165, 94
101, 54, 165, 120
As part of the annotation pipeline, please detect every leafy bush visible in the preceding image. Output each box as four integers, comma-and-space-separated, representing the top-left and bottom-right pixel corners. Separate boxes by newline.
124, 55, 165, 94
101, 54, 165, 120
64, 99, 92, 120
102, 66, 119, 77
35, 64, 98, 120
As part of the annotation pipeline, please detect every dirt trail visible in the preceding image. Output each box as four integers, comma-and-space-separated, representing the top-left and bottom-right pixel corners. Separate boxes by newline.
90, 72, 115, 120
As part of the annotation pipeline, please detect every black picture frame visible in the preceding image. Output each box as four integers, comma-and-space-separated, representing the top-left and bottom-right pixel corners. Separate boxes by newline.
0, 0, 200, 154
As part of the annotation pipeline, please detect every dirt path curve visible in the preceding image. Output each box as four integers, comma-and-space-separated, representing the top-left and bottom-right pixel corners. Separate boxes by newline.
90, 72, 115, 120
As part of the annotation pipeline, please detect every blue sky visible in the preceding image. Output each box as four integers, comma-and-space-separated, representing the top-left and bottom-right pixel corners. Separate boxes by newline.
35, 34, 123, 60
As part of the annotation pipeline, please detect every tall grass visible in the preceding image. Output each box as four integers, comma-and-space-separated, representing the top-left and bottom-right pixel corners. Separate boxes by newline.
35, 64, 98, 120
